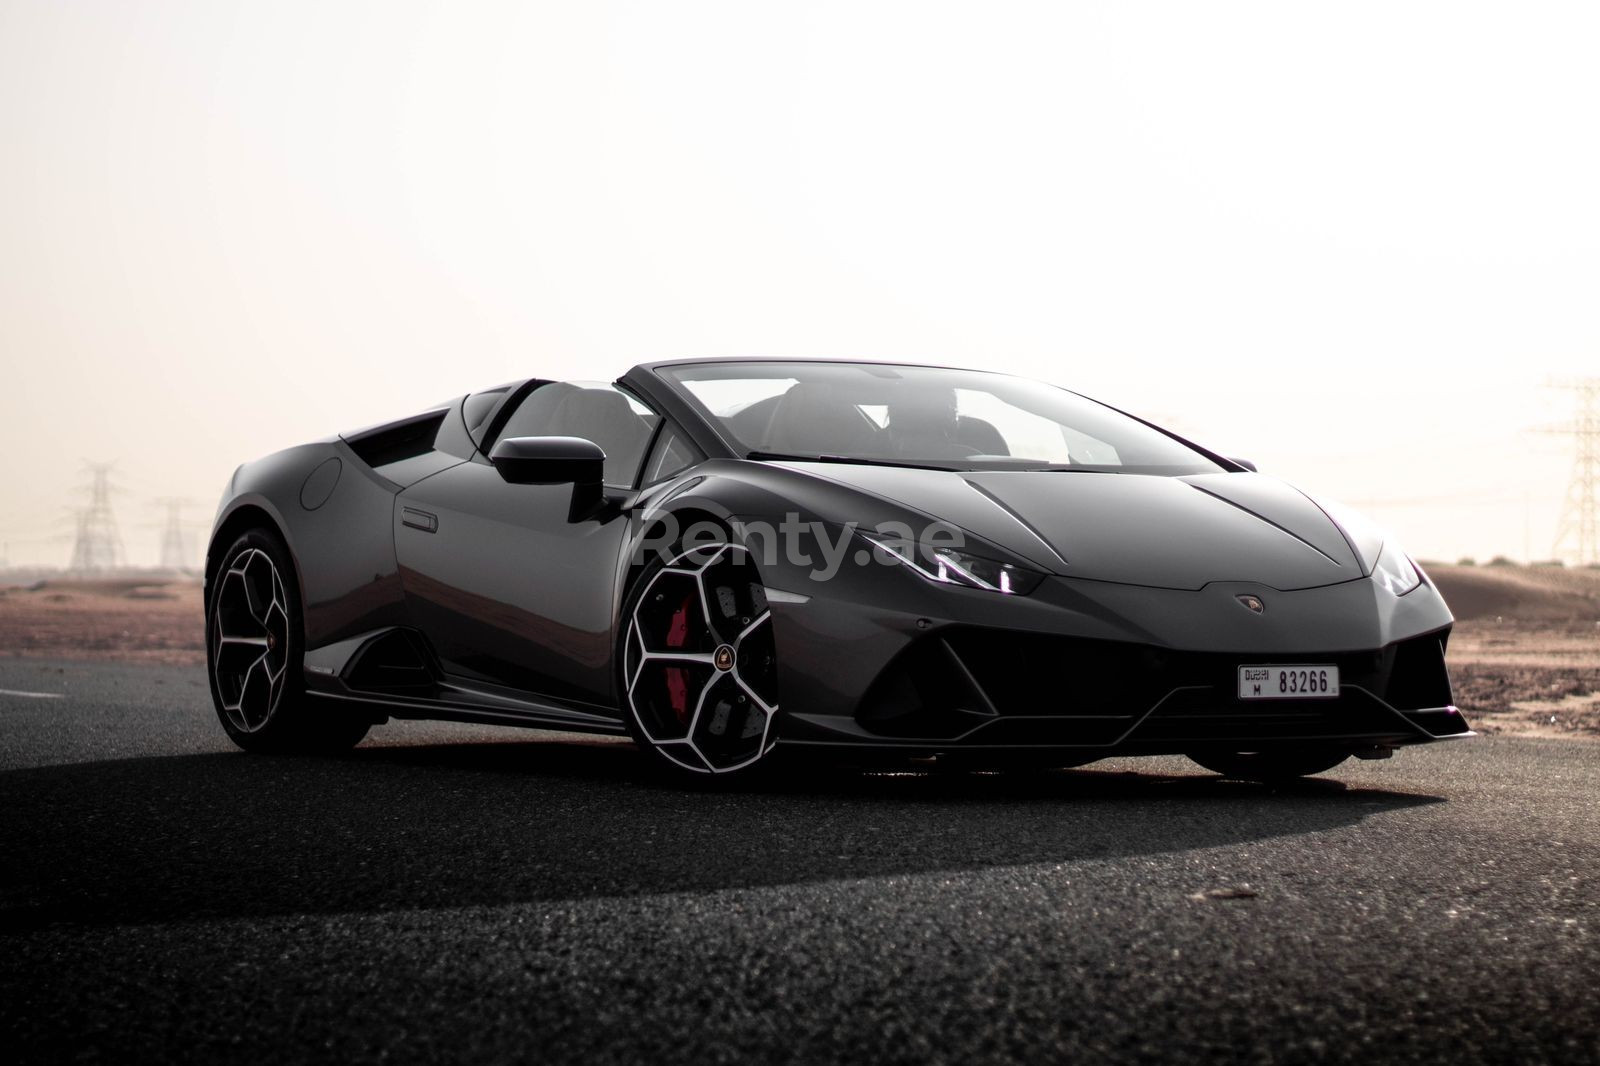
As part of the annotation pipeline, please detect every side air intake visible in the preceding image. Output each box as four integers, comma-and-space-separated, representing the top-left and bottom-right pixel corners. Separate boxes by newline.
343, 629, 439, 694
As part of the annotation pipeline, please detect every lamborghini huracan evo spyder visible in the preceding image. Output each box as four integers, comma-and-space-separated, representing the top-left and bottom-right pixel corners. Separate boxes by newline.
205, 359, 1471, 780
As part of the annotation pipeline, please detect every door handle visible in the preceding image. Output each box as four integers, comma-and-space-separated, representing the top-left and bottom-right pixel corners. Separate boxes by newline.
402, 507, 438, 533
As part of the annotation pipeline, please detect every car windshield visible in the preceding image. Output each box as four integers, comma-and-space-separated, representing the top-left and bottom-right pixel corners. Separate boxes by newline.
659, 361, 1224, 476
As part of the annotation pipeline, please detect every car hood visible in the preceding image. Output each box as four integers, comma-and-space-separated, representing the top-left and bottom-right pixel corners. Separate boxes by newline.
781, 464, 1367, 591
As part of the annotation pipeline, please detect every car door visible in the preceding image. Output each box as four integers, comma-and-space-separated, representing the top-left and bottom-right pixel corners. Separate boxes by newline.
393, 382, 661, 705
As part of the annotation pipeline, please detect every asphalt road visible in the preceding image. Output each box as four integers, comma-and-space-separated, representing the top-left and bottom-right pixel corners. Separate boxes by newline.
2, 657, 1597, 1065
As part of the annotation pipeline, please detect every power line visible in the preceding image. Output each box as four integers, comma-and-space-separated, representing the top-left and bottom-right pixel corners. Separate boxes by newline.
1545, 377, 1599, 566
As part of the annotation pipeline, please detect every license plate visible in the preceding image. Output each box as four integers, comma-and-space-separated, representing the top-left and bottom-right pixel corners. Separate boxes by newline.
1237, 665, 1339, 700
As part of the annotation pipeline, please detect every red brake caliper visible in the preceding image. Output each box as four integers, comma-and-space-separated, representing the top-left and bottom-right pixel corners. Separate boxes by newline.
664, 593, 693, 724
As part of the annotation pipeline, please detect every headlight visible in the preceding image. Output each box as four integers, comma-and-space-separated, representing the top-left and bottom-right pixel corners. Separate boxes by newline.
859, 532, 1045, 595
1372, 540, 1421, 596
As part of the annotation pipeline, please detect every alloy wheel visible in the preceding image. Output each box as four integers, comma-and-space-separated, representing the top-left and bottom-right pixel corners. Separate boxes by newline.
624, 543, 779, 773
212, 547, 291, 733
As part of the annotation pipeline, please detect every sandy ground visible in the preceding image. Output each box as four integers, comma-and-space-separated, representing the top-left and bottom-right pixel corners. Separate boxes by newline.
1446, 622, 1600, 738
1427, 564, 1600, 738
1, 565, 1595, 736
0, 580, 204, 665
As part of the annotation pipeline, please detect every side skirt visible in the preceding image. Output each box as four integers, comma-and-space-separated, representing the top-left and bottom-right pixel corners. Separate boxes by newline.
311, 688, 629, 736
304, 625, 627, 736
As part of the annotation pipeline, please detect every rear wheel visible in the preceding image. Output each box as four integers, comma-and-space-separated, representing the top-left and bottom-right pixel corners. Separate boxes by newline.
1187, 747, 1350, 781
207, 528, 370, 754
620, 538, 779, 779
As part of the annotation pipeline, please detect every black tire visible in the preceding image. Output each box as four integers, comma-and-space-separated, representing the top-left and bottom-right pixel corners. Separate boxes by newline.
617, 533, 779, 781
1186, 747, 1350, 781
206, 528, 370, 754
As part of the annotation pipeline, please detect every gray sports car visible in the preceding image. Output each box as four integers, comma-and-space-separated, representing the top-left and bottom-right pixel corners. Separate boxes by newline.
205, 359, 1471, 780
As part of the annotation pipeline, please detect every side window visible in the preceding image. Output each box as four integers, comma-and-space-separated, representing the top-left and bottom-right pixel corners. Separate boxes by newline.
492, 382, 661, 488
641, 423, 703, 485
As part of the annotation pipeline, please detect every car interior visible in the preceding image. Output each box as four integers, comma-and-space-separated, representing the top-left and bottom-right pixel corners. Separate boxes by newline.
731, 383, 1010, 459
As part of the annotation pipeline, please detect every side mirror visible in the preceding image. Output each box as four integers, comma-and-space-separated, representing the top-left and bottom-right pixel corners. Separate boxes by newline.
1229, 457, 1258, 472
489, 436, 608, 520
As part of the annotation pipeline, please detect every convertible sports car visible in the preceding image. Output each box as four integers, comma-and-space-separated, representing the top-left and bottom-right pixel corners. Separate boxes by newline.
205, 359, 1471, 780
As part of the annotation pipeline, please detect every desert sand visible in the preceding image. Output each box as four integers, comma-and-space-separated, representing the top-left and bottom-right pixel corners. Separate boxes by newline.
0, 579, 204, 665
1425, 564, 1600, 738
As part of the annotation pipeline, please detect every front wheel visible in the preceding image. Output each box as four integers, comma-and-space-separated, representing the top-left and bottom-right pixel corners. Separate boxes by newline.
619, 538, 780, 779
1187, 747, 1350, 781
207, 528, 370, 754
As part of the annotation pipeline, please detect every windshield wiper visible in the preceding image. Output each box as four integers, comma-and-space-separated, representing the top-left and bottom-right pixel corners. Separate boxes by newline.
745, 451, 961, 472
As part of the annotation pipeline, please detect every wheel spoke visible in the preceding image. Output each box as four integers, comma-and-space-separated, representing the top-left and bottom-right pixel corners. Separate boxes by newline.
668, 542, 730, 573
652, 736, 709, 770
237, 653, 271, 729
215, 570, 267, 640
239, 550, 278, 626
736, 678, 777, 717
640, 651, 717, 665
263, 601, 289, 675
734, 611, 771, 645
694, 575, 716, 648
683, 673, 715, 739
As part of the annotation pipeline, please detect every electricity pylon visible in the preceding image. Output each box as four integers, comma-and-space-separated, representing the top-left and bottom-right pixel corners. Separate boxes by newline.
153, 497, 191, 571
68, 462, 125, 573
1548, 378, 1600, 566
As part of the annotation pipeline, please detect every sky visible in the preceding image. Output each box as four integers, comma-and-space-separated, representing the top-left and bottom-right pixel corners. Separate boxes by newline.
0, 1, 1596, 568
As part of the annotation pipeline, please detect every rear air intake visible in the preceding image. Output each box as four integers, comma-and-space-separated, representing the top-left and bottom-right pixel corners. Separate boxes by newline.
343, 409, 448, 468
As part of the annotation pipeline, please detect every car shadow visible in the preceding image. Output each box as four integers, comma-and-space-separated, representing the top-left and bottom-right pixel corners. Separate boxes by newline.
0, 738, 1443, 930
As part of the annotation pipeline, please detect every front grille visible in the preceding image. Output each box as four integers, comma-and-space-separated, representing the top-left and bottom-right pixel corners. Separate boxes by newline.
849, 624, 1459, 747
943, 630, 1170, 719
1130, 686, 1417, 746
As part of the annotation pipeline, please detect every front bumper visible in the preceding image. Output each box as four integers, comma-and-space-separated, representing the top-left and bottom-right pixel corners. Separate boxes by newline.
767, 570, 1470, 755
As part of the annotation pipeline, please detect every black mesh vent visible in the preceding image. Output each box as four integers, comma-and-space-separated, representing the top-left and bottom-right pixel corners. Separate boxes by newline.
1384, 631, 1453, 710
942, 630, 1168, 718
